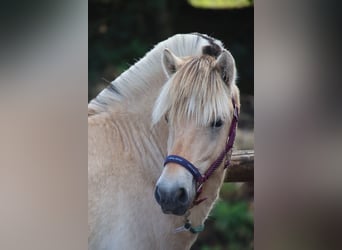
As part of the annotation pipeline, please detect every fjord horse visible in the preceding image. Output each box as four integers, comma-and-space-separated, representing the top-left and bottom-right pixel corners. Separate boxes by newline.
88, 33, 240, 250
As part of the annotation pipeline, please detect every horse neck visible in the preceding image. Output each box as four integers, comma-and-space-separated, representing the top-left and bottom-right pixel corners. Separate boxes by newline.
117, 112, 169, 176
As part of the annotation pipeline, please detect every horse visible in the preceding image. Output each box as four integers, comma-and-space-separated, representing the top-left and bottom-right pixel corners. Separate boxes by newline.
88, 33, 240, 250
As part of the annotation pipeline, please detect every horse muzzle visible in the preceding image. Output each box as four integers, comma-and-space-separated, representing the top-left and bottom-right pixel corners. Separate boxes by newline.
154, 184, 191, 215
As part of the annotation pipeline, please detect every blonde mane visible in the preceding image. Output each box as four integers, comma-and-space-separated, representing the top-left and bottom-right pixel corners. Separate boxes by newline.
152, 55, 236, 127
88, 34, 223, 116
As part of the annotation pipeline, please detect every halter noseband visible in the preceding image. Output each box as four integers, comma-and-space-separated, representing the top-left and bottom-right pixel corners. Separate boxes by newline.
163, 98, 239, 207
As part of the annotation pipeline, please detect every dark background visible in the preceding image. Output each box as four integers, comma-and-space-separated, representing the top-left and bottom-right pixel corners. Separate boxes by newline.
89, 1, 254, 249
89, 0, 253, 100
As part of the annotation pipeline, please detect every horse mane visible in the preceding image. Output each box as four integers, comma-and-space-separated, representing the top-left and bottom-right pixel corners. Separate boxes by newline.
152, 55, 234, 127
88, 33, 224, 116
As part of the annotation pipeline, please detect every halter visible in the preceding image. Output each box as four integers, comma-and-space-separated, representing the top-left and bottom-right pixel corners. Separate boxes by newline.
163, 98, 239, 207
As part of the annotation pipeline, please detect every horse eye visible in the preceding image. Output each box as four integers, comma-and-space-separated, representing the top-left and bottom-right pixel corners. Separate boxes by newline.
211, 118, 223, 128
165, 115, 169, 123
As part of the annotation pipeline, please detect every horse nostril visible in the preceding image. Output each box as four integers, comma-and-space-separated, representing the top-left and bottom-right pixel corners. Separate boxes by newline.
176, 188, 188, 204
154, 186, 161, 204
155, 185, 189, 208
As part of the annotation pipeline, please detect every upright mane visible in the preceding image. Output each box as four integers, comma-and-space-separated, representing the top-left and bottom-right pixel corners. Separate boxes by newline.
152, 55, 235, 127
88, 33, 224, 116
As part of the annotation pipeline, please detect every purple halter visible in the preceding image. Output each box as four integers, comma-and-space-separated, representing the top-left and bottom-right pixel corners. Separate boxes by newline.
163, 98, 239, 207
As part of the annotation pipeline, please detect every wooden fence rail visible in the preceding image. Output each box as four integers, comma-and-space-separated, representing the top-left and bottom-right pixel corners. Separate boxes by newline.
224, 150, 254, 182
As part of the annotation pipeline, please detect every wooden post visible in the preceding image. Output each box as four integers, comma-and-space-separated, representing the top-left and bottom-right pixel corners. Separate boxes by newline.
224, 150, 254, 182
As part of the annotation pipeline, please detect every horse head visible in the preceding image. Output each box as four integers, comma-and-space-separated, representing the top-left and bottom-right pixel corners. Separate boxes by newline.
152, 47, 240, 215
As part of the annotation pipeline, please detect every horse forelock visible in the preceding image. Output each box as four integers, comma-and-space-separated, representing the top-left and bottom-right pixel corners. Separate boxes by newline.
152, 55, 233, 127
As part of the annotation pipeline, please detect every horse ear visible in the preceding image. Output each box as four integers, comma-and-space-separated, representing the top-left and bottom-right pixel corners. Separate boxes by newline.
214, 50, 236, 86
162, 48, 184, 77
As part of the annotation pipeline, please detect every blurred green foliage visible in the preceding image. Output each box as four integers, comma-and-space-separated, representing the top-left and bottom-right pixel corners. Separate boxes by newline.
212, 201, 253, 248
188, 0, 253, 9
192, 183, 254, 250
